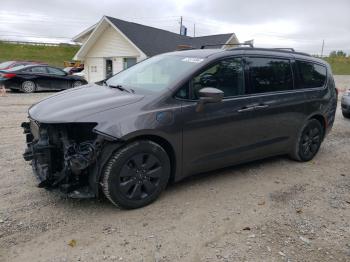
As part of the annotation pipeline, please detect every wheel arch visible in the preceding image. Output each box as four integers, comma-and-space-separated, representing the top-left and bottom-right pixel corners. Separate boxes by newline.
94, 134, 177, 198
308, 114, 326, 139
126, 134, 177, 184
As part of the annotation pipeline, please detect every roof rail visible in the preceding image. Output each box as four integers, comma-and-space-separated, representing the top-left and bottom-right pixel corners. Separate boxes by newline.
272, 48, 295, 52
226, 47, 311, 56
200, 43, 253, 49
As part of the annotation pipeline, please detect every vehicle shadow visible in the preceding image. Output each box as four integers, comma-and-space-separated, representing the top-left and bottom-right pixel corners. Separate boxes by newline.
6, 89, 61, 94
59, 154, 289, 212
167, 155, 288, 191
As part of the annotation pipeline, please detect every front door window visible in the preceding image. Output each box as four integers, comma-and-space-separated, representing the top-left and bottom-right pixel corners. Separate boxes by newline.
191, 57, 245, 98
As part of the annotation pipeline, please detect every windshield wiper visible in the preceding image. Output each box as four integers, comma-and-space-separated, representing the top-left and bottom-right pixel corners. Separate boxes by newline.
108, 84, 131, 93
102, 81, 135, 93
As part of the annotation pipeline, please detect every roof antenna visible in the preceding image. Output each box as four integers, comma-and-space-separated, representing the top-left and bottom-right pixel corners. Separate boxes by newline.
179, 16, 183, 35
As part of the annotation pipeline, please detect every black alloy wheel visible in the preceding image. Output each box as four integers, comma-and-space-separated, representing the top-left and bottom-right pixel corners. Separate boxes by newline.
102, 140, 170, 209
119, 153, 162, 200
300, 126, 321, 159
291, 119, 324, 162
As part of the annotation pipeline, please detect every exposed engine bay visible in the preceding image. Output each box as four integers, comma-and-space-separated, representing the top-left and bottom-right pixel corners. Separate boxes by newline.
22, 120, 112, 198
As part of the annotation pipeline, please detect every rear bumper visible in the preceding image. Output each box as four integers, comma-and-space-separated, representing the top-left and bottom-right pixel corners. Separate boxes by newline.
0, 79, 20, 89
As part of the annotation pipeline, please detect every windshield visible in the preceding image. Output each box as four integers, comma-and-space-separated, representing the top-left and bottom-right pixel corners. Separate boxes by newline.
0, 61, 15, 69
106, 55, 205, 93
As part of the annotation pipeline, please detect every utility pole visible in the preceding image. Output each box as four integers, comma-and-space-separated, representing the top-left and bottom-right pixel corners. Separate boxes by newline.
193, 23, 196, 37
321, 40, 325, 57
179, 16, 183, 35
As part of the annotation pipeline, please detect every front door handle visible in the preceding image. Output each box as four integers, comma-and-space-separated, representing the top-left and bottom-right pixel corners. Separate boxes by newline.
254, 104, 269, 110
237, 106, 255, 113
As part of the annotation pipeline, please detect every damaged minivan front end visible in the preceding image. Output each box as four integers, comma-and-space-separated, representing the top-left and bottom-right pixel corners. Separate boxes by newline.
21, 83, 147, 199
22, 120, 106, 198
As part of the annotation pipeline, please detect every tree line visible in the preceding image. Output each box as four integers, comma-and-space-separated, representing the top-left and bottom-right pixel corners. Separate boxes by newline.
329, 50, 348, 57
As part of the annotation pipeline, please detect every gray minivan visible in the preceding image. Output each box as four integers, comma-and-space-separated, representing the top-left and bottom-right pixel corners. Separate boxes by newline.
22, 47, 337, 209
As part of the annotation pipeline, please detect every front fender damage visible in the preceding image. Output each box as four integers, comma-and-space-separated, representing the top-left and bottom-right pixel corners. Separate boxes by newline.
22, 121, 121, 198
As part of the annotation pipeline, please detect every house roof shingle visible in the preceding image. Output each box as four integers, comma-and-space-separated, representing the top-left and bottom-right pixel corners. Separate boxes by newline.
106, 16, 235, 56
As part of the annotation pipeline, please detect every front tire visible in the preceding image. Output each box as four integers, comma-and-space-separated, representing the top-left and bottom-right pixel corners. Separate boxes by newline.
290, 119, 324, 162
102, 140, 170, 209
21, 81, 36, 93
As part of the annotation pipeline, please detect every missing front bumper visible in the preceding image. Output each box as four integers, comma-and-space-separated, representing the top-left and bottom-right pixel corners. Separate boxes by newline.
22, 120, 103, 198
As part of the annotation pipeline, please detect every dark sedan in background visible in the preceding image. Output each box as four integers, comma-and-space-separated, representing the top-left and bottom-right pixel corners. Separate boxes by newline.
0, 65, 87, 93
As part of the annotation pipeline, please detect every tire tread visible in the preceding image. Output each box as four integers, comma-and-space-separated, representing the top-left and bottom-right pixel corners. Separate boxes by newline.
290, 119, 323, 162
102, 140, 169, 209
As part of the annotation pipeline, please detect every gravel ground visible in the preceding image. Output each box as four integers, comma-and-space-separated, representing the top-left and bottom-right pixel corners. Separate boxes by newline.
0, 79, 349, 261
334, 75, 350, 92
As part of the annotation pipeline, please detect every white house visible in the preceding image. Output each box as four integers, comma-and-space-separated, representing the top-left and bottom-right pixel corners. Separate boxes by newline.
73, 16, 239, 83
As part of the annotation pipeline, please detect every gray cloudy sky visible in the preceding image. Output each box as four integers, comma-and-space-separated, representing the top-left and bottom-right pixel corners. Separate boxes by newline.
1, 0, 349, 55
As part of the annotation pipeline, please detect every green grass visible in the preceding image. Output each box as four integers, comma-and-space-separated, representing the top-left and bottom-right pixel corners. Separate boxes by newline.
1, 41, 350, 75
323, 56, 350, 75
0, 42, 80, 68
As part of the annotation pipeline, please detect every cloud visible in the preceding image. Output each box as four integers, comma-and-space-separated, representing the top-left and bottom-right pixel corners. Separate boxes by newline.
0, 0, 349, 55
183, 0, 350, 54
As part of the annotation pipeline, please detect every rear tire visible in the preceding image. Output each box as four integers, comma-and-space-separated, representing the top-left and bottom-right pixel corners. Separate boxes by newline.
102, 140, 170, 209
290, 119, 324, 162
21, 81, 36, 93
342, 111, 350, 118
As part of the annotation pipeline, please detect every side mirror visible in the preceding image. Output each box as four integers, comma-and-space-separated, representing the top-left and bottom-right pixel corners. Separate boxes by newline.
196, 87, 224, 112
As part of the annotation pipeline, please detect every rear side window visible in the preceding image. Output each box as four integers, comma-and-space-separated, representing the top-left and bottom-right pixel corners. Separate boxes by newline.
296, 61, 327, 89
29, 67, 47, 74
247, 57, 293, 93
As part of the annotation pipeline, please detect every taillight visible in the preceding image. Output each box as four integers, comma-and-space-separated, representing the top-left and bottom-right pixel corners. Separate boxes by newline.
3, 73, 16, 79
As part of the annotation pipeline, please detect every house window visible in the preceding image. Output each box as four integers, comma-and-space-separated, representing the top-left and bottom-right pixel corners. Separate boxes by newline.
90, 66, 97, 73
123, 58, 137, 69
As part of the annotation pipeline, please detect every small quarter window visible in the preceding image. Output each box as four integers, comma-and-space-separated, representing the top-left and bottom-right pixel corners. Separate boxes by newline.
175, 83, 190, 99
247, 57, 293, 94
47, 67, 66, 76
296, 61, 326, 89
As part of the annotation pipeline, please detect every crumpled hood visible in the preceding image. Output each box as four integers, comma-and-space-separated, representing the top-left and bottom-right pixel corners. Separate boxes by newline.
29, 84, 144, 123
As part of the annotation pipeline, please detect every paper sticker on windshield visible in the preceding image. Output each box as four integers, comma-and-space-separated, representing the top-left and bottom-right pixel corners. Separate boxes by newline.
182, 57, 204, 63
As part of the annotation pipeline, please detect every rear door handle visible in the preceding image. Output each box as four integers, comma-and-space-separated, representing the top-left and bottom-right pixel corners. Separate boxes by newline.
237, 106, 256, 113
